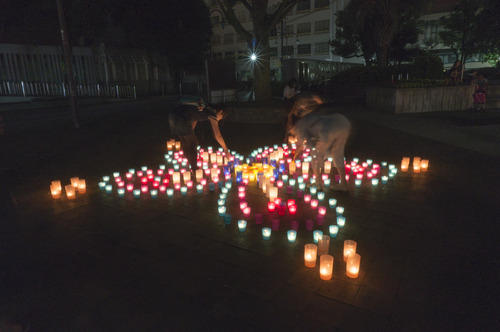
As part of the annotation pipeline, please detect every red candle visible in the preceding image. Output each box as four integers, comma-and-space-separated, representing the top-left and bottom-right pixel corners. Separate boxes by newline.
126, 184, 134, 192
289, 204, 297, 215
174, 183, 181, 190
240, 202, 248, 210
268, 202, 276, 212
152, 181, 160, 188
238, 192, 246, 199
141, 185, 148, 193
141, 177, 148, 184
277, 180, 283, 188
243, 207, 251, 217
162, 178, 170, 186
159, 185, 166, 192
200, 179, 207, 186
287, 199, 295, 207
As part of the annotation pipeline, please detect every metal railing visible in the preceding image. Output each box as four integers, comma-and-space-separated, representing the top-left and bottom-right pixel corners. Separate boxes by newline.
0, 81, 136, 99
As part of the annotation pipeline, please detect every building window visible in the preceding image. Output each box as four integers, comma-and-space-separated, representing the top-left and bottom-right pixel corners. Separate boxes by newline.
270, 47, 278, 57
223, 33, 234, 44
282, 45, 294, 57
298, 44, 311, 55
315, 0, 329, 8
315, 42, 330, 54
297, 0, 311, 11
314, 19, 329, 33
424, 20, 439, 43
297, 22, 311, 34
225, 51, 235, 59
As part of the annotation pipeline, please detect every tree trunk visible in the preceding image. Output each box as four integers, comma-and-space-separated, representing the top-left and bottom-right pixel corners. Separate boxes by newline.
252, 35, 272, 102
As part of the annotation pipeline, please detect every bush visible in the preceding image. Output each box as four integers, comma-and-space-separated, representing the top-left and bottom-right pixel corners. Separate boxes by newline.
411, 54, 444, 79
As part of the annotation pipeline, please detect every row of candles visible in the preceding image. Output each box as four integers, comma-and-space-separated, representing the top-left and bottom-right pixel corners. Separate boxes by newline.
50, 177, 86, 199
401, 157, 429, 173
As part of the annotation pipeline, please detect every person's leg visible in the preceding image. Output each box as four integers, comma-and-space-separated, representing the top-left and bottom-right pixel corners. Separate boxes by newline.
179, 134, 199, 171
330, 131, 349, 191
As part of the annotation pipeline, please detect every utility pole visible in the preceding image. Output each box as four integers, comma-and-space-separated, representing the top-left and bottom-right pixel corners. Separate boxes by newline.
56, 0, 80, 128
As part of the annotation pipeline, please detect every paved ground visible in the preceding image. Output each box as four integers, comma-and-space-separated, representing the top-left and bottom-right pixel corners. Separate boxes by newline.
0, 97, 499, 331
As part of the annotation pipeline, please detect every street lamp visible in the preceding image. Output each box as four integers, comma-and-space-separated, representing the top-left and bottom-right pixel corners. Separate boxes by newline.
209, 8, 226, 60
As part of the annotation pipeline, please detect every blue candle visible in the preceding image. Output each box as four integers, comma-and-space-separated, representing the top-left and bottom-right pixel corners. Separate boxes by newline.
225, 182, 232, 190
98, 181, 106, 190
133, 189, 141, 198
208, 183, 215, 191
224, 213, 231, 225
336, 206, 344, 215
309, 186, 317, 195
150, 189, 158, 198
313, 230, 323, 243
287, 230, 297, 243
180, 186, 188, 195
166, 188, 174, 197
105, 184, 113, 193
196, 184, 203, 193
113, 172, 120, 178
117, 188, 125, 197
329, 225, 339, 237
102, 175, 110, 182
289, 179, 296, 187
128, 168, 135, 174
329, 198, 337, 208
355, 179, 362, 187
262, 227, 272, 240
371, 178, 379, 186
324, 178, 331, 187
238, 219, 247, 232
337, 216, 346, 227
381, 176, 388, 184
317, 192, 325, 201
218, 206, 226, 216
298, 183, 306, 190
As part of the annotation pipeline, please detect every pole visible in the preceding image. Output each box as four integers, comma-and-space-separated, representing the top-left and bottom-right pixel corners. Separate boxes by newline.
56, 0, 80, 128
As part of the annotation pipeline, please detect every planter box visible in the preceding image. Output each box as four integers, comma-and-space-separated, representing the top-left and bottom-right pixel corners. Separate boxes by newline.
367, 85, 475, 113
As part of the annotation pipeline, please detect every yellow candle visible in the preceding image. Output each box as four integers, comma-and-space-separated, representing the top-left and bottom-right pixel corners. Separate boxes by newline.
346, 253, 361, 278
77, 179, 86, 193
304, 244, 317, 268
343, 240, 357, 262
50, 184, 61, 199
70, 177, 80, 188
420, 159, 429, 171
320, 255, 334, 280
65, 185, 76, 199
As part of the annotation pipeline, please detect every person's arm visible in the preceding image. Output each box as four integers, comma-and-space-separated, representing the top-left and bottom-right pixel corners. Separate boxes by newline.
209, 118, 229, 154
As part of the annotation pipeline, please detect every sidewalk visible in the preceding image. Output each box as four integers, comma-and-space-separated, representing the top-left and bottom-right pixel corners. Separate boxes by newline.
0, 98, 498, 331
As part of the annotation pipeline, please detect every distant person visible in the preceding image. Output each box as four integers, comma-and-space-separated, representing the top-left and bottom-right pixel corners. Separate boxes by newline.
169, 96, 229, 171
288, 93, 351, 192
473, 73, 488, 111
448, 60, 464, 84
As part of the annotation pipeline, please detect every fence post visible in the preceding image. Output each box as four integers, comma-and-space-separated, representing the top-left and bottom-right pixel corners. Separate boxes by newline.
133, 86, 137, 99
21, 81, 26, 97
115, 85, 120, 99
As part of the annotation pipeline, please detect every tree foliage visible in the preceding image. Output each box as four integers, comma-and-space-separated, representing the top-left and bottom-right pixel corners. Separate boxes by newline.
439, 0, 500, 66
215, 0, 300, 101
331, 0, 426, 67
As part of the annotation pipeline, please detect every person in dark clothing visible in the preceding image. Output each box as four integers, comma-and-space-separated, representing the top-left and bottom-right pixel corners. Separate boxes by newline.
169, 97, 229, 171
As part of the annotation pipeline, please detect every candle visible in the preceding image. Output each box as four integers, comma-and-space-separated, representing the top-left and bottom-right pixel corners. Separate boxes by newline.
70, 177, 80, 188
133, 189, 141, 198
117, 188, 125, 197
318, 206, 326, 216
166, 188, 174, 197
150, 189, 158, 198
420, 159, 429, 171
141, 185, 148, 193
269, 187, 278, 202
346, 253, 361, 278
254, 213, 263, 224
277, 203, 286, 216
311, 199, 318, 209
271, 218, 280, 231
343, 240, 357, 262
324, 161, 331, 173
287, 230, 297, 243
302, 162, 309, 175
318, 235, 330, 256
317, 192, 325, 201
304, 244, 317, 268
243, 207, 251, 217
51, 180, 62, 192
172, 172, 181, 184
355, 179, 362, 187
224, 213, 232, 225
304, 194, 311, 203
305, 219, 313, 231
268, 201, 276, 212
337, 216, 346, 227
262, 227, 272, 240
105, 184, 113, 193
218, 199, 225, 206
50, 184, 61, 199
313, 230, 323, 243
309, 185, 317, 195
371, 178, 379, 186
320, 254, 334, 280
289, 204, 297, 215
329, 225, 339, 237
381, 176, 388, 184
238, 219, 247, 232
196, 184, 203, 193
336, 206, 344, 215
183, 171, 191, 183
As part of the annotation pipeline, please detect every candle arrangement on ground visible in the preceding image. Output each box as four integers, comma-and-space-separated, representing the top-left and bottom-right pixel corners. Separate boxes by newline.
50, 177, 86, 199
92, 140, 410, 281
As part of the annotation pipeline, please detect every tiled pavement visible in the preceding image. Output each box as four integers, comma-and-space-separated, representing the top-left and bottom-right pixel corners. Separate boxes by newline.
0, 97, 499, 331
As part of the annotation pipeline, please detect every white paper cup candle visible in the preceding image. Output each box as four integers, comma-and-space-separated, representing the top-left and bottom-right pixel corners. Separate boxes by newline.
320, 254, 334, 280
343, 240, 357, 262
304, 244, 317, 268
346, 253, 361, 278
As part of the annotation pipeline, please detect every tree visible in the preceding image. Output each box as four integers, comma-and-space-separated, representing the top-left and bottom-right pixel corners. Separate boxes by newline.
215, 0, 300, 102
331, 0, 426, 66
438, 0, 483, 67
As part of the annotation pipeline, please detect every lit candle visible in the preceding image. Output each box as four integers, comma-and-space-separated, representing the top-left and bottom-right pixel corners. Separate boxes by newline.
346, 253, 361, 278
371, 178, 379, 186
302, 162, 309, 175
196, 184, 203, 193
70, 177, 80, 188
262, 227, 272, 240
317, 192, 325, 201
313, 230, 323, 243
218, 199, 225, 206
355, 179, 362, 187
105, 184, 113, 193
243, 207, 251, 217
319, 254, 334, 280
269, 187, 278, 202
166, 188, 174, 197
150, 189, 158, 198
133, 189, 141, 198
318, 206, 326, 216
51, 180, 62, 192
239, 201, 248, 210
289, 204, 297, 215
238, 219, 247, 232
336, 206, 344, 215
172, 172, 181, 184
304, 244, 317, 268
343, 240, 357, 262
420, 159, 429, 171
381, 176, 388, 184
75, 179, 86, 193
268, 201, 276, 212
309, 186, 317, 195
287, 230, 297, 243
337, 216, 346, 227
311, 199, 319, 209
329, 198, 337, 208
304, 194, 311, 203
324, 161, 331, 173
117, 188, 125, 197
329, 225, 339, 237
50, 184, 61, 199
318, 234, 330, 256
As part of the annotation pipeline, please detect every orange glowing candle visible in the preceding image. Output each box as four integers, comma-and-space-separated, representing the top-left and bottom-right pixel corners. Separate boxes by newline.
304, 244, 317, 268
346, 253, 361, 278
